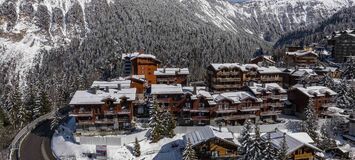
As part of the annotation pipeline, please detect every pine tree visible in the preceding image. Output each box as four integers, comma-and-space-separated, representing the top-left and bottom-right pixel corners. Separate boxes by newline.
38, 89, 52, 115
133, 137, 141, 157
9, 84, 25, 128
51, 111, 61, 131
183, 139, 197, 160
277, 133, 288, 160
149, 101, 163, 142
250, 123, 263, 160
319, 120, 336, 151
262, 133, 276, 160
161, 110, 176, 138
303, 98, 319, 144
336, 79, 354, 109
239, 119, 253, 160
24, 83, 39, 121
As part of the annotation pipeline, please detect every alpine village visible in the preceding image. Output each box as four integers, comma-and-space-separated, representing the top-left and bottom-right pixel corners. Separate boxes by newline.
1, 1, 355, 160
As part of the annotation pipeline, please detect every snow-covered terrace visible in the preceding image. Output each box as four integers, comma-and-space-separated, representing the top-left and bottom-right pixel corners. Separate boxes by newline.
151, 84, 184, 95
69, 88, 137, 105
154, 68, 190, 76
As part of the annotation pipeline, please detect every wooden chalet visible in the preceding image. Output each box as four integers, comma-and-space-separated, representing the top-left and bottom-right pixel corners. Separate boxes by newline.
287, 86, 337, 119
131, 53, 161, 85
69, 87, 137, 135
328, 30, 355, 63
183, 126, 239, 159
210, 91, 263, 125
243, 83, 287, 122
179, 87, 215, 126
262, 130, 322, 160
206, 63, 244, 92
154, 68, 189, 86
249, 55, 276, 67
285, 50, 319, 68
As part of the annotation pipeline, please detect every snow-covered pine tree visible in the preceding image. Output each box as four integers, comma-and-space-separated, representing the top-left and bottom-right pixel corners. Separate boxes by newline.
9, 83, 25, 128
277, 133, 288, 160
319, 119, 336, 150
262, 133, 276, 160
24, 83, 39, 120
133, 137, 141, 157
183, 139, 197, 160
341, 59, 355, 80
38, 89, 52, 116
303, 98, 319, 144
51, 111, 61, 131
239, 119, 253, 160
250, 123, 263, 160
149, 101, 163, 142
161, 110, 176, 138
336, 79, 354, 109
320, 74, 336, 90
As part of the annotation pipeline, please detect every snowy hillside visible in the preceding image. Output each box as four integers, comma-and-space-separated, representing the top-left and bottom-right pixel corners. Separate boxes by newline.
0, 0, 354, 80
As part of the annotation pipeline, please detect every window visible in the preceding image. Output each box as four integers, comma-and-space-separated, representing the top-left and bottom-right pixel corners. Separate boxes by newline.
211, 151, 219, 158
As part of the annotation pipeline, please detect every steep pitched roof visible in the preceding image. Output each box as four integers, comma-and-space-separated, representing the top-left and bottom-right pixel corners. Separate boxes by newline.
262, 130, 321, 155
212, 91, 262, 104
292, 86, 337, 98
286, 50, 318, 57
247, 83, 286, 95
183, 126, 236, 147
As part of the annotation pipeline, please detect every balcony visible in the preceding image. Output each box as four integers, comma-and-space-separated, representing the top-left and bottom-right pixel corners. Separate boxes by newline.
240, 106, 260, 112
215, 109, 238, 114
223, 114, 257, 120
95, 119, 115, 124
217, 72, 240, 76
260, 111, 279, 116
191, 116, 210, 121
213, 78, 241, 83
70, 111, 93, 117
104, 110, 130, 115
190, 108, 210, 113
77, 121, 94, 125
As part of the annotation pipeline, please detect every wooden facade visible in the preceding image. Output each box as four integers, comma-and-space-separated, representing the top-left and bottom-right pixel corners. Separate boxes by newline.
70, 97, 134, 135
206, 64, 244, 92
193, 138, 238, 160
287, 86, 337, 118
328, 31, 355, 63
155, 68, 189, 86
285, 51, 319, 68
206, 64, 283, 92
131, 55, 161, 85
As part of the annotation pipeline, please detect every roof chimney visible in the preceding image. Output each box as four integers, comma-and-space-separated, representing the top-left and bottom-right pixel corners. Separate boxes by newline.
117, 83, 121, 90
105, 86, 109, 92
138, 49, 144, 54
193, 85, 197, 95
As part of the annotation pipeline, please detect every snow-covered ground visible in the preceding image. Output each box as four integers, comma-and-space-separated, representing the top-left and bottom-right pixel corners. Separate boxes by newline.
52, 118, 185, 160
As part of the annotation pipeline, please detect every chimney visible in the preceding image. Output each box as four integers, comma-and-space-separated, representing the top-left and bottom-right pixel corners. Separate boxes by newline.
262, 83, 265, 88
89, 87, 97, 94
163, 67, 166, 73
138, 49, 144, 54
193, 85, 197, 95
105, 86, 109, 92
117, 83, 121, 90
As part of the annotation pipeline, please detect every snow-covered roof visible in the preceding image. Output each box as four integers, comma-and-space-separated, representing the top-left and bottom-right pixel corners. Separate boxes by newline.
69, 88, 137, 105
128, 75, 146, 83
121, 52, 140, 60
91, 80, 131, 89
154, 68, 189, 76
151, 84, 184, 95
183, 126, 235, 147
313, 67, 339, 72
212, 91, 262, 104
182, 87, 213, 99
291, 69, 318, 77
210, 63, 242, 71
209, 63, 281, 74
262, 130, 321, 155
250, 55, 275, 64
247, 83, 286, 95
293, 86, 337, 98
286, 50, 318, 57
130, 54, 161, 62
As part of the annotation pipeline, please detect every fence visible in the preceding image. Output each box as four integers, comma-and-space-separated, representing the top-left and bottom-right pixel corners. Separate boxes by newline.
78, 129, 149, 146
9, 111, 55, 160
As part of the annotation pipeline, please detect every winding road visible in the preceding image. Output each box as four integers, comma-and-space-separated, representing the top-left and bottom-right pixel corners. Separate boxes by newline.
19, 120, 56, 160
